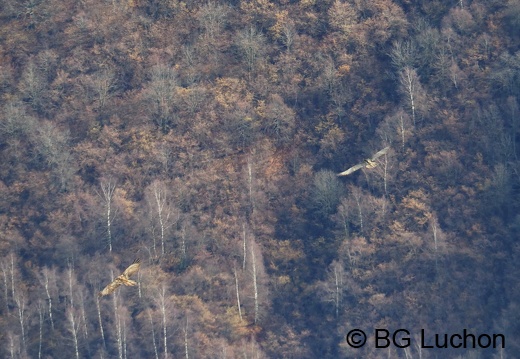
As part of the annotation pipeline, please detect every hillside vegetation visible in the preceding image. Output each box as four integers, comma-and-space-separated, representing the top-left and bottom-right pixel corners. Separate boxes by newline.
1, 0, 520, 358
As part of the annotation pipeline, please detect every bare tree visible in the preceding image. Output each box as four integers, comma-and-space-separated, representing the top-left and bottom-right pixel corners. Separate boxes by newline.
400, 67, 417, 124
39, 266, 57, 330
251, 242, 260, 324
311, 170, 344, 218
67, 306, 80, 359
1, 253, 19, 313
246, 156, 255, 217
368, 147, 395, 198
350, 186, 365, 234
122, 318, 127, 359
147, 64, 178, 131
327, 0, 357, 40
7, 332, 20, 359
78, 291, 89, 341
242, 223, 248, 271
336, 198, 352, 241
320, 260, 347, 317
96, 295, 107, 350
184, 315, 189, 359
396, 111, 413, 149
145, 181, 177, 256
240, 337, 268, 359
374, 149, 390, 197
88, 68, 116, 111
248, 238, 268, 324
390, 40, 417, 70
112, 293, 123, 359
154, 284, 172, 358
0, 101, 36, 145
99, 179, 117, 252
32, 121, 76, 191
109, 292, 131, 359
19, 59, 47, 111
234, 264, 243, 321
67, 264, 76, 308
378, 109, 413, 151
14, 289, 27, 354
429, 214, 446, 274
196, 2, 229, 41
37, 301, 44, 359
147, 309, 160, 359
237, 26, 266, 80
260, 94, 296, 146
0, 260, 11, 312
137, 269, 143, 299
9, 254, 16, 304
281, 20, 296, 51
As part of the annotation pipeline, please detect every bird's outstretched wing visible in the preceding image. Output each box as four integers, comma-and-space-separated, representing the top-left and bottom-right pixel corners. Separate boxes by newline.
98, 259, 141, 297
337, 146, 390, 177
337, 163, 365, 176
370, 146, 390, 161
122, 258, 141, 278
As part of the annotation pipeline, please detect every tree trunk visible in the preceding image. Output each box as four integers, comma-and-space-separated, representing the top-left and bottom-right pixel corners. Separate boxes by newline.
67, 306, 80, 359
234, 265, 242, 321
96, 296, 107, 349
100, 180, 116, 253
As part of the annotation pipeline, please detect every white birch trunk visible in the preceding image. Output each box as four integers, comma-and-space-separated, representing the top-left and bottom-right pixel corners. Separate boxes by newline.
184, 316, 189, 359
251, 244, 259, 324
153, 184, 170, 256
96, 296, 106, 349
112, 294, 123, 359
242, 224, 247, 271
38, 301, 43, 359
334, 265, 340, 318
14, 293, 26, 353
1, 262, 10, 312
234, 266, 242, 321
100, 180, 116, 253
181, 225, 187, 263
79, 291, 88, 340
148, 310, 159, 359
43, 269, 55, 330
10, 254, 16, 302
67, 307, 80, 359
123, 318, 127, 359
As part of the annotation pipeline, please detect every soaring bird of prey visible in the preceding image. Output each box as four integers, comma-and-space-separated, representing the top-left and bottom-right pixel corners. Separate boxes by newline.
98, 259, 141, 297
337, 146, 390, 176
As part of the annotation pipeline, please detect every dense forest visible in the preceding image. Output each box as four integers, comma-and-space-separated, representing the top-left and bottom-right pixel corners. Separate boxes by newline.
1, 0, 519, 358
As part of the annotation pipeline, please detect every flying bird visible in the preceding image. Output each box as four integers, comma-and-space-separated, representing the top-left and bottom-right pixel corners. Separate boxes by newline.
337, 146, 390, 176
98, 259, 141, 297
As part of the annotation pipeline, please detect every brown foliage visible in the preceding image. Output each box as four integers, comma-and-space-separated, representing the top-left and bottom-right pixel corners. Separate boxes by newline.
0, 0, 519, 358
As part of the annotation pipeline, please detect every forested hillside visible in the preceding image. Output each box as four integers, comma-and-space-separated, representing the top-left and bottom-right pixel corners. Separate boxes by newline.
1, 0, 519, 358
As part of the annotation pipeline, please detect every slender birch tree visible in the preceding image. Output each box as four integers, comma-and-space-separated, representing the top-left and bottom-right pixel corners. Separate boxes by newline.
14, 290, 27, 354
248, 238, 268, 324
234, 264, 243, 321
146, 181, 177, 256
398, 67, 428, 125
67, 306, 80, 359
99, 179, 117, 252
96, 295, 107, 350
40, 266, 56, 330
